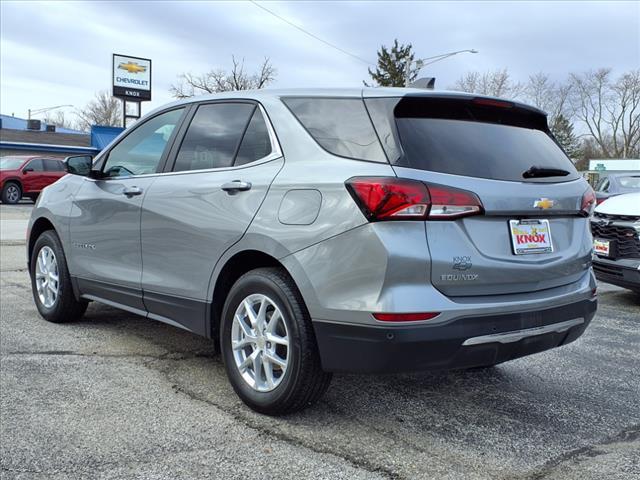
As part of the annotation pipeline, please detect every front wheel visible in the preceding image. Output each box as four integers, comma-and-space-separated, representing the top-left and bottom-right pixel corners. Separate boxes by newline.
220, 268, 332, 415
30, 230, 88, 323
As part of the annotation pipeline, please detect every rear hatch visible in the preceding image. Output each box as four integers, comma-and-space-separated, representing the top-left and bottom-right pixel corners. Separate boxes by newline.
365, 95, 594, 297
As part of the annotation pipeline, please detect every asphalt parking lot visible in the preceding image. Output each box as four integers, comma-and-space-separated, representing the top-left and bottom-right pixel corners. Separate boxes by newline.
1, 203, 639, 480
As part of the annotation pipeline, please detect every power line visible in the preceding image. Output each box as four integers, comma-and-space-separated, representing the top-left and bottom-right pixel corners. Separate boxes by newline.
249, 0, 373, 66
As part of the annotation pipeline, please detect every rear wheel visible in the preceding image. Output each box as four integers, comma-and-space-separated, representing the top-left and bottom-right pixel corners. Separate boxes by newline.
220, 267, 332, 415
30, 230, 88, 323
1, 182, 22, 204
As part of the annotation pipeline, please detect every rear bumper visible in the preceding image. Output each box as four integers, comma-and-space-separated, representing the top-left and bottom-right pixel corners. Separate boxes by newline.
592, 256, 640, 291
313, 298, 597, 373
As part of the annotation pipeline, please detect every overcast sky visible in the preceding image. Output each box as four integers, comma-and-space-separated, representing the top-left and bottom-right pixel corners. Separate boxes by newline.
1, 0, 638, 122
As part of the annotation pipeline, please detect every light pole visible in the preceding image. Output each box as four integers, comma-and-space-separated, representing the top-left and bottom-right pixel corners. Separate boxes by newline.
27, 104, 73, 120
405, 49, 478, 87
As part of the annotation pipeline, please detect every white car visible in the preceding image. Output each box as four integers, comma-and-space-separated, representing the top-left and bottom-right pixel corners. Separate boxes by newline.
590, 192, 640, 293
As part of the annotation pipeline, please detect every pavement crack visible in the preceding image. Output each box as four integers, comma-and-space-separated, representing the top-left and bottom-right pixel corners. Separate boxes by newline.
522, 424, 640, 480
153, 374, 398, 479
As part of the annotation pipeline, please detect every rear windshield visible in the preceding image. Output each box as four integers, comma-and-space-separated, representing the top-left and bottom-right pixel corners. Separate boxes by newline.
366, 97, 579, 183
618, 176, 640, 189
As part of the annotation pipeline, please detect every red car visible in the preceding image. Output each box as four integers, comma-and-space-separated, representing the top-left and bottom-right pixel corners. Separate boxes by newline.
0, 155, 67, 204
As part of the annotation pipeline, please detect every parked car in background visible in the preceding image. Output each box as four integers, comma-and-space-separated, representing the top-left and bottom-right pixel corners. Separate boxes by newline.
0, 156, 66, 204
27, 88, 597, 414
591, 192, 640, 293
594, 173, 640, 205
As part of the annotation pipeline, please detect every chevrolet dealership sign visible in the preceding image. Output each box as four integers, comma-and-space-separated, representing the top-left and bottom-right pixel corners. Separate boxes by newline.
112, 54, 151, 101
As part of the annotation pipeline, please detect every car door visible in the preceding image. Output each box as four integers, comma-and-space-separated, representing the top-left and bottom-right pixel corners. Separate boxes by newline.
22, 159, 45, 192
68, 107, 186, 313
140, 101, 283, 334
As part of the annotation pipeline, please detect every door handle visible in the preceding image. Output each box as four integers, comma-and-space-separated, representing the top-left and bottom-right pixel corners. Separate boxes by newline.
122, 186, 143, 197
221, 180, 252, 194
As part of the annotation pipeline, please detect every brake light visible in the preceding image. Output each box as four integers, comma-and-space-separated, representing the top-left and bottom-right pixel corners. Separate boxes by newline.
581, 187, 596, 216
373, 312, 440, 322
345, 177, 483, 221
472, 97, 514, 109
345, 177, 430, 220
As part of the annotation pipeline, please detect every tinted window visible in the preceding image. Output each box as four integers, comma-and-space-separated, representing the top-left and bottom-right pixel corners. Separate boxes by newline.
367, 97, 579, 183
103, 108, 184, 177
43, 159, 64, 171
174, 103, 254, 172
283, 98, 386, 163
235, 108, 272, 166
25, 159, 44, 171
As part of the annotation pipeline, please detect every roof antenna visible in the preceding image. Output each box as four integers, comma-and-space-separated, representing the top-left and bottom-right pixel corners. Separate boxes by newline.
409, 77, 436, 89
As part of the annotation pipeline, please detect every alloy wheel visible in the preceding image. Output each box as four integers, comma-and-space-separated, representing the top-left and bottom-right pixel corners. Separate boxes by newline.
35, 246, 59, 308
231, 293, 290, 392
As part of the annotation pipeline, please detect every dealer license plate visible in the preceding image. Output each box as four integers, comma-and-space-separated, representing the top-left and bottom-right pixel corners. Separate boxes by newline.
593, 238, 611, 257
509, 219, 553, 255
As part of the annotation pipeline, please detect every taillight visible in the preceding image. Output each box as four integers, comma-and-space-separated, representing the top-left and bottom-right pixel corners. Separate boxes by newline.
345, 177, 483, 221
426, 184, 483, 219
373, 312, 440, 322
581, 187, 596, 216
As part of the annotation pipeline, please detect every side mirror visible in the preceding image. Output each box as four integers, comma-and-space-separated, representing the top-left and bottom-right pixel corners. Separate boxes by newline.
22, 167, 34, 174
65, 155, 94, 176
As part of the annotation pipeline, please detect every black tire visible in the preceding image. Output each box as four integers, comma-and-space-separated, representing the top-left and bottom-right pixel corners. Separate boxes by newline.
30, 230, 88, 323
28, 193, 39, 203
220, 267, 332, 415
1, 181, 22, 204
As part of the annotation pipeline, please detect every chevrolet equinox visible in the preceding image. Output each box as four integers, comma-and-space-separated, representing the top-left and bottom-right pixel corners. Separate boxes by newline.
27, 88, 598, 414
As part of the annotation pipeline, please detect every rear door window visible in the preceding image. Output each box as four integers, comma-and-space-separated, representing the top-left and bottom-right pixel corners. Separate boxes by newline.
366, 97, 579, 183
173, 103, 254, 172
283, 97, 386, 163
234, 107, 273, 166
43, 159, 64, 171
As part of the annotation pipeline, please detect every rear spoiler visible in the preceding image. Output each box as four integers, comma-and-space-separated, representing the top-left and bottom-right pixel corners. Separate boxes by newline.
394, 95, 548, 131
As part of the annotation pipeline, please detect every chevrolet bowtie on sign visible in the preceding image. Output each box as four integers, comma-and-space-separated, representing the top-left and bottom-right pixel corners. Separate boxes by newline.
113, 54, 152, 101
118, 62, 147, 74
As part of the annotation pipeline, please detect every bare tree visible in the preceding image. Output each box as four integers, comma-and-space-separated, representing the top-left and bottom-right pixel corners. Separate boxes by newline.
524, 72, 572, 124
451, 69, 524, 99
75, 90, 122, 131
569, 68, 640, 158
42, 110, 74, 130
170, 56, 276, 98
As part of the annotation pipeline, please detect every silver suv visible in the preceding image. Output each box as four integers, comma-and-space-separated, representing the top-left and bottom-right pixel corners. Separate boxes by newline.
28, 88, 598, 414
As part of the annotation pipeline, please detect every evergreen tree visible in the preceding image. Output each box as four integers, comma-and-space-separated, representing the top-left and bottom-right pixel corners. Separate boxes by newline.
366, 39, 417, 87
551, 114, 581, 160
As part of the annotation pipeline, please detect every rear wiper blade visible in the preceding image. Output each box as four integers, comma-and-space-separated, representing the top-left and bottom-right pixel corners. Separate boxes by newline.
522, 166, 571, 179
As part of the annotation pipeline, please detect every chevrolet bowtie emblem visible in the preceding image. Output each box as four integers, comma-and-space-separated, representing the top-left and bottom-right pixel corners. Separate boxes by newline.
533, 198, 555, 209
118, 62, 147, 74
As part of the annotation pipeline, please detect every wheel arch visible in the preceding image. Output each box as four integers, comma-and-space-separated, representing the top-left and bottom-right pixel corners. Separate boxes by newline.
28, 217, 57, 268
2, 178, 23, 196
209, 249, 286, 342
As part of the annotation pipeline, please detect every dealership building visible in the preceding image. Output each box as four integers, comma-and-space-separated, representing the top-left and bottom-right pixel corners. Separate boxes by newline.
0, 114, 122, 159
